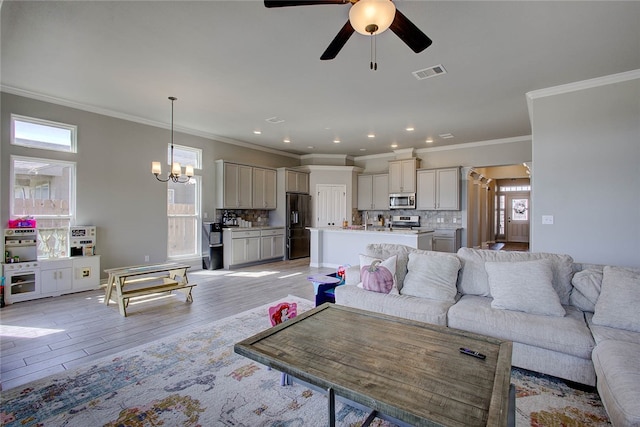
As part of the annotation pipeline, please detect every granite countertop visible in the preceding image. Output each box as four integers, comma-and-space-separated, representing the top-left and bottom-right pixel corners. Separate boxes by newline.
222, 226, 284, 231
309, 227, 434, 235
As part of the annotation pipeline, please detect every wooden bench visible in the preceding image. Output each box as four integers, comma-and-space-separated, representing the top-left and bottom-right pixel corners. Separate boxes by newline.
118, 277, 196, 311
104, 263, 193, 316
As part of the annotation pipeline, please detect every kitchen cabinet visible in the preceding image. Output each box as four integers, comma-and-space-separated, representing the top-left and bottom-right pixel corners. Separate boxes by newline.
40, 259, 73, 295
216, 161, 253, 209
388, 159, 419, 193
253, 167, 277, 209
416, 167, 460, 210
227, 229, 261, 267
285, 170, 309, 194
433, 229, 462, 253
357, 174, 389, 210
224, 228, 284, 268
260, 228, 285, 260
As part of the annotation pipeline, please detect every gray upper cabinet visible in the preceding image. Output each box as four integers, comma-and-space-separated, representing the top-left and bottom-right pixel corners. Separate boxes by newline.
253, 167, 277, 209
285, 170, 309, 194
388, 159, 419, 193
358, 174, 389, 210
216, 160, 277, 209
416, 167, 460, 210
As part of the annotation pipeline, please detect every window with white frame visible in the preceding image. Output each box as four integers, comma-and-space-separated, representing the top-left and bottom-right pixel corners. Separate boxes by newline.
11, 114, 77, 153
167, 145, 202, 259
11, 156, 76, 258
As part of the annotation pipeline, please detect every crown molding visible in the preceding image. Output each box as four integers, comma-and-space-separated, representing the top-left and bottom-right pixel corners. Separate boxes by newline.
1, 85, 301, 160
416, 135, 531, 154
526, 69, 640, 123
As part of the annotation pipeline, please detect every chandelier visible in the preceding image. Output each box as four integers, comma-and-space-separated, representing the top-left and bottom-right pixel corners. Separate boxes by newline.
151, 96, 194, 183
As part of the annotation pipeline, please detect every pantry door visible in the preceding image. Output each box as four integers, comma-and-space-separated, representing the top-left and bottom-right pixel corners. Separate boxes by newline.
316, 184, 346, 227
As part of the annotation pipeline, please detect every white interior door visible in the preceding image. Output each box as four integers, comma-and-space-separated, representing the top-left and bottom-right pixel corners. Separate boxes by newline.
316, 184, 346, 227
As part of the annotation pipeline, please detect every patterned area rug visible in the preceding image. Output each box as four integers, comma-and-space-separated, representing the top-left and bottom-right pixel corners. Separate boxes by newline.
1, 296, 610, 426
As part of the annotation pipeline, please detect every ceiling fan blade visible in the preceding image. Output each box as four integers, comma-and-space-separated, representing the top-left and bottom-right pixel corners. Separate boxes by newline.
320, 20, 355, 60
264, 0, 347, 8
389, 9, 433, 53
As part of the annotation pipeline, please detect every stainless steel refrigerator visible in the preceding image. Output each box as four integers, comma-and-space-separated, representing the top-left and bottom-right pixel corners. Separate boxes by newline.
286, 193, 311, 260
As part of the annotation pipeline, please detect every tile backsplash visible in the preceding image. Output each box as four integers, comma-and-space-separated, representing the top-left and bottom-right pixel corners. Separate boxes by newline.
357, 209, 462, 229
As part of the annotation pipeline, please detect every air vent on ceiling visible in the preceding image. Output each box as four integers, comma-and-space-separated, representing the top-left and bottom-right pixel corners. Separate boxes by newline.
412, 64, 447, 81
265, 116, 285, 124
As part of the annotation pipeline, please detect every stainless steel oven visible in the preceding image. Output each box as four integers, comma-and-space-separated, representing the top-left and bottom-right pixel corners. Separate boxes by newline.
389, 193, 416, 210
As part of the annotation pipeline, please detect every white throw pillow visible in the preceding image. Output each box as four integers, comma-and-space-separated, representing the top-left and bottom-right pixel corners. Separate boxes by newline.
359, 254, 398, 294
485, 259, 566, 317
401, 252, 461, 302
592, 266, 640, 332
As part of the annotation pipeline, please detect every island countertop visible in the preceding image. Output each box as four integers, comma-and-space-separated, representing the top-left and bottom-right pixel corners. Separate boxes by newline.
309, 227, 434, 268
308, 226, 433, 235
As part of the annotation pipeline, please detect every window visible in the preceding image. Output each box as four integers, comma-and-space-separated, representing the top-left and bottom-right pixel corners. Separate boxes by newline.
167, 145, 202, 259
11, 156, 76, 258
11, 114, 77, 153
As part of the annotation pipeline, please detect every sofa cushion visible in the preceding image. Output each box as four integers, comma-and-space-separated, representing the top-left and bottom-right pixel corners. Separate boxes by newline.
447, 295, 594, 359
569, 268, 603, 313
592, 266, 640, 333
366, 243, 414, 291
456, 248, 574, 304
485, 259, 566, 317
592, 340, 640, 427
334, 285, 452, 326
401, 251, 460, 302
586, 312, 640, 346
359, 254, 397, 294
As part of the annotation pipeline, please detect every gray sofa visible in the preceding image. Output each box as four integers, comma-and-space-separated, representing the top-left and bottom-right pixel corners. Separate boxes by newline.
335, 244, 640, 427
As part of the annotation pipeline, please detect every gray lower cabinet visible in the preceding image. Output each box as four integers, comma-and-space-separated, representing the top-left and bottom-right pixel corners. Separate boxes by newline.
261, 229, 285, 260
433, 229, 462, 253
224, 228, 284, 268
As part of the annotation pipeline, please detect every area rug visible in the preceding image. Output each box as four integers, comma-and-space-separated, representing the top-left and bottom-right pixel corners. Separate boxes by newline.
1, 296, 610, 426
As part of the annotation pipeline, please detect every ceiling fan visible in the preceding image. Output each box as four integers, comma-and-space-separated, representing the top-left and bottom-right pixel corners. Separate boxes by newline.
264, 0, 432, 63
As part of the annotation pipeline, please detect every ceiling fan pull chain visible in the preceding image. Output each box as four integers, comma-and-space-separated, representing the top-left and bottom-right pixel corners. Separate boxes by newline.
370, 33, 378, 71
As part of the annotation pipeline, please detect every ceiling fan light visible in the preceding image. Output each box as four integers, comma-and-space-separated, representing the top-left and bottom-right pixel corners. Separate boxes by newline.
349, 0, 396, 36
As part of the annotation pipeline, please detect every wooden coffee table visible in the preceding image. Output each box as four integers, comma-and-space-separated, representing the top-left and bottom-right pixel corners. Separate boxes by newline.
235, 303, 513, 427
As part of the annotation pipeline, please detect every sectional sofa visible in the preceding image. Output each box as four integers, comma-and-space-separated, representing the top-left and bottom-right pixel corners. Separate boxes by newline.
335, 244, 640, 427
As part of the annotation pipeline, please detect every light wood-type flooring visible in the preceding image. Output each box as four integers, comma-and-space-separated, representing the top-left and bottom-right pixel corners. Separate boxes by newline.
0, 258, 330, 391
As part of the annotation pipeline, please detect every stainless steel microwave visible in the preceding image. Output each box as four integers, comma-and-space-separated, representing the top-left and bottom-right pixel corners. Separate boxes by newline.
389, 193, 416, 210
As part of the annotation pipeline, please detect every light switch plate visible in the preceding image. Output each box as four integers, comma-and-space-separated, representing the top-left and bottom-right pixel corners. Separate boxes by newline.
542, 215, 554, 225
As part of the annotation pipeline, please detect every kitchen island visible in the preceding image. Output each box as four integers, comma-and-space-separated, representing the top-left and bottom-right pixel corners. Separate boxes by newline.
309, 227, 433, 268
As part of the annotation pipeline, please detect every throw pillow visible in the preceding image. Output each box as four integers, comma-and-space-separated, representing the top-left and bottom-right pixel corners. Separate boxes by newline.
359, 254, 397, 294
401, 251, 461, 302
485, 259, 566, 317
365, 244, 413, 291
592, 266, 640, 333
569, 268, 603, 312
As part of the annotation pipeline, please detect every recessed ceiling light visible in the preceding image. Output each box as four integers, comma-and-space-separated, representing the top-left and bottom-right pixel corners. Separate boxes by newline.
253, 130, 262, 135
333, 139, 341, 144
360, 148, 367, 151
367, 134, 375, 138
439, 133, 454, 139
425, 138, 434, 143
391, 143, 398, 148
265, 117, 284, 124
406, 127, 414, 132
307, 146, 315, 149
283, 138, 290, 143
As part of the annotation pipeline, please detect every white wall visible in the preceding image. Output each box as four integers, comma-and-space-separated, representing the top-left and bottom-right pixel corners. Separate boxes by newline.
529, 72, 640, 267
1, 93, 299, 276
